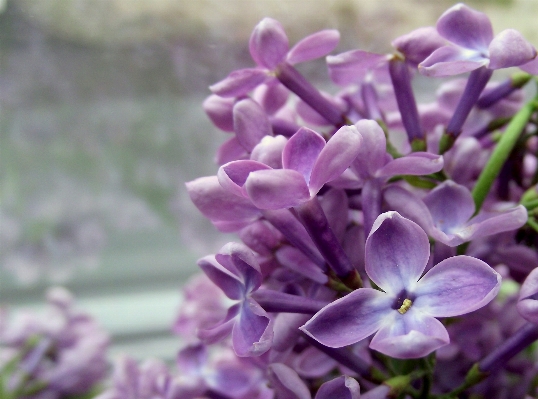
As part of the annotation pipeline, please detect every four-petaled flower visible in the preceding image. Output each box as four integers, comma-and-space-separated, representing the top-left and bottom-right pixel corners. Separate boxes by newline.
301, 212, 501, 359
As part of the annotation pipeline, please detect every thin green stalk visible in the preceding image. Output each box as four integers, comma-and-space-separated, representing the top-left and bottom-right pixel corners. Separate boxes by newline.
471, 85, 538, 214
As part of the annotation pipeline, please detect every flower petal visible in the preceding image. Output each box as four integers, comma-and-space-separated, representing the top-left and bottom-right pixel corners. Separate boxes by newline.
287, 30, 340, 65
353, 119, 388, 179
436, 3, 493, 51
198, 255, 244, 300
327, 50, 388, 85
460, 204, 528, 243
283, 127, 325, 182
249, 18, 289, 70
423, 180, 475, 234
245, 169, 311, 209
366, 212, 431, 294
309, 125, 362, 194
218, 160, 272, 198
517, 267, 538, 323
210, 68, 269, 97
376, 152, 444, 179
413, 255, 501, 317
198, 305, 240, 344
276, 245, 328, 284
488, 29, 537, 70
186, 176, 260, 232
267, 363, 311, 399
370, 308, 449, 358
203, 95, 235, 132
233, 299, 273, 357
419, 45, 488, 77
300, 288, 392, 348
520, 57, 538, 74
215, 242, 262, 294
392, 26, 446, 66
315, 376, 360, 399
233, 98, 273, 152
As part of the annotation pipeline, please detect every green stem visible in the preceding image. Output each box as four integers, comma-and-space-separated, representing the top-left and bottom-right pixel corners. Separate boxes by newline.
471, 87, 538, 214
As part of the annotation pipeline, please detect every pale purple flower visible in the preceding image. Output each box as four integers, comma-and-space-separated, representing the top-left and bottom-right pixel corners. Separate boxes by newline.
197, 242, 274, 357
301, 212, 501, 359
420, 3, 536, 77
384, 180, 528, 246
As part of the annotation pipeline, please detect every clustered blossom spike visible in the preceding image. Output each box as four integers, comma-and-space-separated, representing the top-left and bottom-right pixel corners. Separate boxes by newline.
4, 3, 538, 399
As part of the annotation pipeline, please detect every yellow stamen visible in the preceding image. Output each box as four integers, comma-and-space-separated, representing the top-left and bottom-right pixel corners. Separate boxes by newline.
398, 298, 413, 314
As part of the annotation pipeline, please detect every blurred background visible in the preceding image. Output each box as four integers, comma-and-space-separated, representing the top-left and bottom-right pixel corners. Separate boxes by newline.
1, 0, 537, 361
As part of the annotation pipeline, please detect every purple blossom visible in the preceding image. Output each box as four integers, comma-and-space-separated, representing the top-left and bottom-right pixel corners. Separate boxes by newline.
384, 180, 527, 246
197, 242, 274, 357
301, 212, 501, 359
419, 3, 536, 77
218, 125, 362, 210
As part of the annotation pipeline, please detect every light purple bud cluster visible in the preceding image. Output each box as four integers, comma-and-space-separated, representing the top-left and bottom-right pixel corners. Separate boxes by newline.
180, 3, 538, 398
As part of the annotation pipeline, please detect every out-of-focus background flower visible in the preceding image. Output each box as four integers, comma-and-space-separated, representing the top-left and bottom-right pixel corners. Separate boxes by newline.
1, 0, 537, 362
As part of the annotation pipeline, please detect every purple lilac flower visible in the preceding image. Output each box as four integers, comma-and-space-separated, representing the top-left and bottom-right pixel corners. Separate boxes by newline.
384, 180, 527, 246
419, 3, 536, 77
301, 212, 501, 359
196, 242, 274, 357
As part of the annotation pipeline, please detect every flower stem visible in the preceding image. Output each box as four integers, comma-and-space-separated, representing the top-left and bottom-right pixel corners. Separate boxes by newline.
472, 85, 538, 213
293, 197, 356, 280
252, 289, 329, 313
477, 72, 532, 109
275, 62, 348, 127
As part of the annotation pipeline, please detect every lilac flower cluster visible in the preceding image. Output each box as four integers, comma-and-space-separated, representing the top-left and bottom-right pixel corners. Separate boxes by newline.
4, 3, 538, 399
179, 3, 538, 398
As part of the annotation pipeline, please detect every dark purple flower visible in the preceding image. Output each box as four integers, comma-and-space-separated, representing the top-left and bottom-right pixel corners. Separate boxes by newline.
301, 212, 501, 359
197, 242, 274, 357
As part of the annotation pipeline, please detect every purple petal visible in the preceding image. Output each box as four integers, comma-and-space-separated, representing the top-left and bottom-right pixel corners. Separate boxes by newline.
251, 135, 287, 169
327, 50, 388, 85
253, 82, 290, 114
203, 95, 235, 131
370, 308, 449, 358
300, 288, 392, 348
413, 255, 501, 317
283, 127, 325, 182
198, 305, 240, 344
383, 185, 436, 235
391, 26, 446, 66
461, 205, 528, 243
273, 313, 311, 352
488, 29, 537, 70
419, 45, 488, 77
287, 30, 340, 65
292, 346, 337, 378
210, 68, 269, 97
376, 152, 444, 179
517, 267, 538, 323
366, 212, 431, 294
186, 176, 260, 232
353, 119, 387, 179
520, 57, 538, 74
216, 136, 248, 165
233, 299, 273, 356
198, 255, 244, 300
309, 125, 362, 194
215, 242, 262, 294
423, 181, 475, 234
320, 188, 348, 242
436, 3, 493, 50
276, 246, 328, 284
233, 98, 273, 152
245, 169, 310, 210
218, 160, 272, 198
249, 18, 289, 70
315, 376, 360, 399
267, 363, 311, 399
